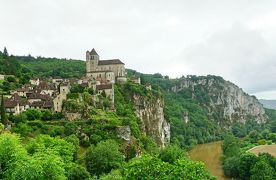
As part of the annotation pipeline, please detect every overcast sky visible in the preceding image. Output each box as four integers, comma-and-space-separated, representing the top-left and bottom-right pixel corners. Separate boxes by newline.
1, 0, 276, 99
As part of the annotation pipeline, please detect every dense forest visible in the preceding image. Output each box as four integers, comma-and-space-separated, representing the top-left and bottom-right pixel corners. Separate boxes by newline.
1, 48, 276, 179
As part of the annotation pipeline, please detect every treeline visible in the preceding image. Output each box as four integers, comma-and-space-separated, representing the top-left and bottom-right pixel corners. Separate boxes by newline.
17, 55, 85, 78
0, 48, 32, 93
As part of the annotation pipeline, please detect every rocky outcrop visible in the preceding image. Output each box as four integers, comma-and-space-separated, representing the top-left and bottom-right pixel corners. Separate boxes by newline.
116, 126, 131, 141
172, 76, 266, 124
132, 95, 170, 147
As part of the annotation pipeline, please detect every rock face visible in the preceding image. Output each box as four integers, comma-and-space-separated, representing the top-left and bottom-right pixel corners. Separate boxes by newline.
133, 95, 170, 147
116, 126, 131, 141
172, 76, 266, 124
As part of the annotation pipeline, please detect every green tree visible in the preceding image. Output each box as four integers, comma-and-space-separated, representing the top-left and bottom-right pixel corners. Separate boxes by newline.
0, 94, 7, 125
68, 164, 91, 180
123, 155, 169, 179
159, 144, 187, 164
7, 151, 66, 180
85, 140, 124, 176
123, 155, 214, 180
250, 157, 275, 180
222, 134, 240, 157
100, 170, 123, 180
222, 156, 240, 178
3, 47, 8, 58
24, 109, 42, 121
238, 153, 258, 180
27, 135, 75, 169
0, 133, 27, 179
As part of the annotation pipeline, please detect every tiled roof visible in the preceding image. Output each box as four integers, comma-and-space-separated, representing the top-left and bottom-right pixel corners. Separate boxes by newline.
4, 94, 29, 108
31, 101, 53, 108
96, 84, 113, 90
90, 48, 98, 55
87, 70, 113, 73
98, 59, 124, 65
28, 93, 52, 101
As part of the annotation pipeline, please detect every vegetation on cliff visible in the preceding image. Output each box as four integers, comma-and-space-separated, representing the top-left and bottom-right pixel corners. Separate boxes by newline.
1, 50, 275, 179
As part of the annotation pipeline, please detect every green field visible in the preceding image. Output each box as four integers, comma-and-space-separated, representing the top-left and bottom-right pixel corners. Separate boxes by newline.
248, 144, 276, 157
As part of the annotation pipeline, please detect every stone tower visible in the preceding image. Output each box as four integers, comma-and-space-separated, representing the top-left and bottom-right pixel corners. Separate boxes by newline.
86, 48, 99, 73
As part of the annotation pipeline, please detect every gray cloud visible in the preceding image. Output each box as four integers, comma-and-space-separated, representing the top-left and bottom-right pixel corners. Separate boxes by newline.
177, 24, 276, 94
1, 0, 276, 98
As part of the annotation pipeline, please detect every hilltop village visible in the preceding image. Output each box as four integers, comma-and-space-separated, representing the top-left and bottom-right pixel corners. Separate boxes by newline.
2, 49, 141, 116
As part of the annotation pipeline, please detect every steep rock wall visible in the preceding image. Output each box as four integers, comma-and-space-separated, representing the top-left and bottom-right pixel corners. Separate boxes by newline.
172, 76, 266, 124
133, 95, 170, 147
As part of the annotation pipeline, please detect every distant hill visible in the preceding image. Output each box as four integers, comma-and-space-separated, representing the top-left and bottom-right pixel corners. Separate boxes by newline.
16, 55, 85, 78
259, 99, 276, 110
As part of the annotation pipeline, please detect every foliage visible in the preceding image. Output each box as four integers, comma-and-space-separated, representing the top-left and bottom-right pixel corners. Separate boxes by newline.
159, 144, 187, 164
85, 140, 124, 176
0, 133, 84, 179
221, 132, 276, 180
250, 156, 275, 180
68, 164, 91, 180
16, 55, 85, 78
70, 84, 85, 93
114, 84, 141, 138
99, 170, 123, 180
123, 154, 214, 180
0, 95, 7, 124
27, 135, 76, 169
24, 109, 42, 120
0, 53, 32, 93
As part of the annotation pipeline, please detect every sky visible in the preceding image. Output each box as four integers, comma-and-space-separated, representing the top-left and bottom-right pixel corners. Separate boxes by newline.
1, 0, 276, 99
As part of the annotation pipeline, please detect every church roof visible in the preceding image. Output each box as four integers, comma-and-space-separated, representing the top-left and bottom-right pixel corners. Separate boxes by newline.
90, 48, 98, 55
98, 59, 124, 65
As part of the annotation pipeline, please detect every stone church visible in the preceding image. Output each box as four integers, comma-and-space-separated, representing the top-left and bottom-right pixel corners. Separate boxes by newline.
86, 49, 126, 83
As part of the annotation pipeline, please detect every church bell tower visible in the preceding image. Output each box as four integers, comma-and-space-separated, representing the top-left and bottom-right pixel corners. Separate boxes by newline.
86, 48, 99, 73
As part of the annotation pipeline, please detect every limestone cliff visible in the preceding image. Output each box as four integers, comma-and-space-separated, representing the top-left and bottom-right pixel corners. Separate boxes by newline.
171, 75, 266, 125
132, 94, 170, 147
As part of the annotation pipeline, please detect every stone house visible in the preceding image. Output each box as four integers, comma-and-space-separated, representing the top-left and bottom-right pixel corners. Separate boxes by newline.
30, 101, 53, 110
30, 78, 40, 86
0, 74, 4, 80
53, 82, 70, 112
4, 94, 30, 115
11, 88, 29, 97
130, 77, 141, 84
96, 84, 114, 103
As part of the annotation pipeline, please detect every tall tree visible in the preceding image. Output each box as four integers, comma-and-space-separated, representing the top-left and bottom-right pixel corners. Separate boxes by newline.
0, 94, 7, 125
3, 47, 8, 57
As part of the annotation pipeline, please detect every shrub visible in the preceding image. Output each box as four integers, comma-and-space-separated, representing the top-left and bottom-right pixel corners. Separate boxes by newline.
257, 139, 266, 145
85, 140, 124, 176
68, 164, 90, 180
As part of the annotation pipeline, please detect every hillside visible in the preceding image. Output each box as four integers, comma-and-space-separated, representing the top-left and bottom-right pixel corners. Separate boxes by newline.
128, 70, 267, 146
16, 55, 86, 78
10, 56, 268, 148
1, 51, 275, 179
259, 99, 276, 110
